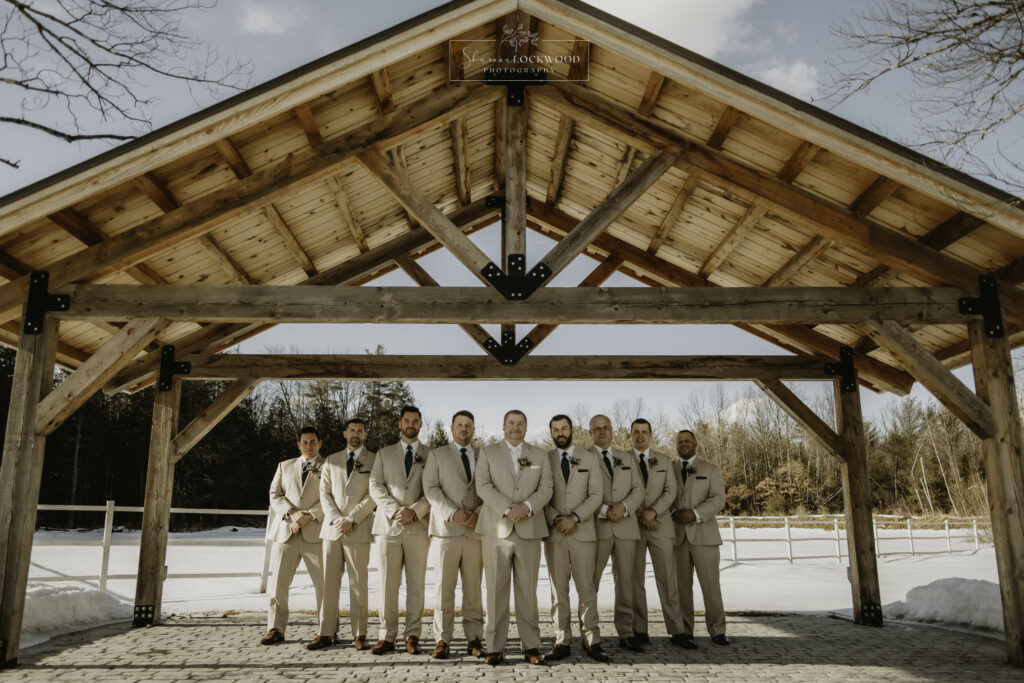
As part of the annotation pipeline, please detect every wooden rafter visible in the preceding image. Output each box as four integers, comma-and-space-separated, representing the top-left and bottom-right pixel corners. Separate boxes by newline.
647, 174, 698, 254
214, 138, 251, 179
493, 98, 505, 190
294, 102, 323, 146
699, 201, 767, 277
0, 251, 30, 282
567, 37, 588, 81
387, 146, 420, 229
777, 141, 819, 183
48, 208, 167, 286
850, 176, 899, 217
707, 105, 739, 149
546, 114, 574, 206
325, 175, 369, 252
504, 99, 527, 258
613, 146, 639, 189
755, 379, 843, 460
370, 68, 395, 114
263, 203, 317, 276
762, 235, 832, 286
450, 118, 471, 206
637, 72, 666, 116
198, 234, 254, 285
171, 378, 261, 462
133, 172, 178, 213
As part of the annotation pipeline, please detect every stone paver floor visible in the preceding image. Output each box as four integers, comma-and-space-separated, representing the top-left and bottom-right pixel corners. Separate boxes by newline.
3, 611, 1022, 682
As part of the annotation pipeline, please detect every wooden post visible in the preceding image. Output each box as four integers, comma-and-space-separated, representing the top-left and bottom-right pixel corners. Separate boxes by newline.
835, 380, 882, 626
0, 315, 58, 666
133, 378, 182, 627
969, 319, 1024, 665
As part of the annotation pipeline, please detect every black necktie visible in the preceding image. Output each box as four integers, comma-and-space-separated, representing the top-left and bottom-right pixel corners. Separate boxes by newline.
602, 449, 613, 477
301, 461, 310, 485
460, 447, 472, 482
639, 453, 648, 486
405, 445, 413, 477
681, 461, 689, 486
561, 451, 570, 482
347, 451, 355, 477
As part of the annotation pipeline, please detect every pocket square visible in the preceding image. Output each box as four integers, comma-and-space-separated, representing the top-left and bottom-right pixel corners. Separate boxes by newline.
358, 470, 370, 474
620, 466, 631, 470
655, 469, 666, 473
696, 475, 707, 480
578, 469, 589, 472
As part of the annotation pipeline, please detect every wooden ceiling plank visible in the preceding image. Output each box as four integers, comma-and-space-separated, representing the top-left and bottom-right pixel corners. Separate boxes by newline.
777, 141, 820, 184
197, 234, 254, 285
325, 175, 369, 253
294, 102, 324, 147
699, 201, 767, 277
706, 105, 739, 150
648, 174, 698, 254
49, 207, 166, 286
264, 203, 317, 276
214, 138, 252, 179
370, 68, 396, 115
546, 115, 575, 206
450, 118, 471, 206
850, 176, 899, 217
762, 235, 833, 286
637, 72, 666, 117
134, 172, 179, 212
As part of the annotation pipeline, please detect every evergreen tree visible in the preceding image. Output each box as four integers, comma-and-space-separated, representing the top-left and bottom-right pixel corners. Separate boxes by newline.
426, 419, 450, 448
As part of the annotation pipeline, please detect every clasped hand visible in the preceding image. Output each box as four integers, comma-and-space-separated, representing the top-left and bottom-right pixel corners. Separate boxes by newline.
452, 508, 478, 529
393, 507, 418, 526
506, 502, 530, 523
554, 515, 577, 534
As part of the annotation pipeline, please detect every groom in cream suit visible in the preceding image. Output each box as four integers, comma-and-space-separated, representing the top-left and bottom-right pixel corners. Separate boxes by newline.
369, 406, 431, 655
671, 429, 728, 647
588, 414, 645, 652
262, 427, 326, 645
544, 415, 606, 662
422, 410, 485, 659
307, 418, 377, 651
475, 409, 553, 666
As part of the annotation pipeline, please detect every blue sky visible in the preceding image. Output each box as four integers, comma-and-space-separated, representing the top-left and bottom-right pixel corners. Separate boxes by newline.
1, 1, 1019, 443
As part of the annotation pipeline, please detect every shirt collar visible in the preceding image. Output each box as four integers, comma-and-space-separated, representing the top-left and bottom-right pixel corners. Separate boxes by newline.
347, 446, 363, 457
505, 440, 523, 455
402, 440, 420, 452
683, 455, 696, 467
456, 443, 474, 457
634, 449, 650, 459
559, 444, 576, 457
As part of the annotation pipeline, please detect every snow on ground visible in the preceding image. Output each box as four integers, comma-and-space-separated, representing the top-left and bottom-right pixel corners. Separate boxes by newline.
24, 524, 1003, 646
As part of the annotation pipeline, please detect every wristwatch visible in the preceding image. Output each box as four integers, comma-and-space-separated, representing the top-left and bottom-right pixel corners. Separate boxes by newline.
571, 512, 581, 523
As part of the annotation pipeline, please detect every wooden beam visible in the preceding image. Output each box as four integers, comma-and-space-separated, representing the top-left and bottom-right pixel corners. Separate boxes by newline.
198, 234, 254, 285
370, 68, 395, 115
133, 378, 181, 626
180, 353, 839, 381
755, 379, 843, 460
707, 105, 739, 149
0, 316, 57, 666
836, 380, 882, 627
866, 320, 994, 438
850, 176, 899, 217
294, 103, 323, 147
48, 207, 167, 287
450, 118, 471, 206
263, 203, 317, 276
637, 72, 666, 117
134, 172, 179, 213
777, 142, 819, 183
55, 283, 972, 325
213, 138, 251, 179
0, 321, 88, 368
546, 115, 574, 206
647, 174, 698, 254
969, 319, 1024, 665
386, 147, 420, 230
171, 379, 260, 462
35, 318, 168, 437
699, 202, 767, 277
504, 100, 527, 258
358, 148, 496, 283
612, 147, 639, 189
447, 35, 466, 81
567, 37, 589, 81
762, 235, 832, 286
0, 251, 30, 281
324, 175, 369, 252
493, 98, 506, 190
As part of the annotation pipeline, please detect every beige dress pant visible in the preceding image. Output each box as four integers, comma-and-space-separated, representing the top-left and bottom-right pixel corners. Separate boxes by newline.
433, 535, 484, 644
675, 539, 726, 637
377, 534, 430, 642
267, 535, 324, 633
318, 539, 371, 638
594, 536, 637, 637
544, 536, 600, 646
482, 531, 541, 654
632, 530, 684, 635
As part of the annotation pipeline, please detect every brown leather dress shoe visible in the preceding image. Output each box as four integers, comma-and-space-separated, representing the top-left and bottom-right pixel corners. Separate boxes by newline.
585, 643, 610, 662
523, 648, 546, 665
353, 636, 368, 650
433, 640, 449, 659
305, 634, 337, 650
371, 639, 395, 655
406, 635, 421, 654
467, 638, 486, 658
259, 628, 284, 645
548, 642, 571, 660
485, 652, 505, 666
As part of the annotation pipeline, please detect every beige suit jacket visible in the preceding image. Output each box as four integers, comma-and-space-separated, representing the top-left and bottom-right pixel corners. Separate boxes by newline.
369, 441, 431, 536
475, 441, 552, 540
423, 443, 483, 539
267, 455, 324, 543
319, 448, 377, 543
672, 456, 725, 546
590, 445, 644, 541
544, 447, 603, 543
636, 450, 677, 540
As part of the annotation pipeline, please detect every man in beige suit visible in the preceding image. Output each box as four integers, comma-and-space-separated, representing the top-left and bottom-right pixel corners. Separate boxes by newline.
588, 414, 645, 653
671, 429, 728, 647
307, 418, 377, 651
422, 410, 485, 659
475, 409, 553, 666
369, 405, 431, 655
629, 418, 690, 647
262, 426, 326, 645
544, 415, 607, 662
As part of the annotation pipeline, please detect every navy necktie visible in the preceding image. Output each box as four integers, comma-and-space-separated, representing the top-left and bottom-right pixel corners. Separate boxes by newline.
405, 445, 413, 477
460, 447, 472, 482
561, 452, 570, 483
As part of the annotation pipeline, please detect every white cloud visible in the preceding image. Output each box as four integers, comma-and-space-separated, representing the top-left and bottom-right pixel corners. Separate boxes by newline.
752, 60, 820, 101
239, 2, 307, 36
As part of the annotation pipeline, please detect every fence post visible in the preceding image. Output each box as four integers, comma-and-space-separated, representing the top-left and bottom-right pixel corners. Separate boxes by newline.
834, 517, 841, 563
784, 516, 793, 563
258, 508, 274, 593
729, 517, 737, 562
945, 519, 952, 554
873, 520, 880, 557
907, 518, 915, 556
99, 500, 115, 591
973, 519, 980, 550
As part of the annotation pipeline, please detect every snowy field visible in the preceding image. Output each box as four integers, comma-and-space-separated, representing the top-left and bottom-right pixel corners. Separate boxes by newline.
23, 524, 1003, 648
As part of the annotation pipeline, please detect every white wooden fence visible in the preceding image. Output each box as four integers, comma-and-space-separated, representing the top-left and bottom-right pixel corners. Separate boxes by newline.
31, 503, 991, 591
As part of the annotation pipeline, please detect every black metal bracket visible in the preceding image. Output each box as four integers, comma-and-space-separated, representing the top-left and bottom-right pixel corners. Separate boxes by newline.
23, 271, 70, 334
158, 345, 191, 391
825, 346, 858, 393
860, 602, 883, 627
482, 327, 534, 366
479, 257, 551, 300
132, 604, 155, 628
484, 67, 546, 106
958, 274, 1003, 338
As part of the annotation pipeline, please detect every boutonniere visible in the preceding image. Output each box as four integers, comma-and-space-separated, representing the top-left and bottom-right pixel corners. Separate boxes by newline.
303, 458, 323, 475
569, 456, 581, 467
647, 456, 659, 467
353, 459, 364, 470
413, 453, 424, 464
517, 456, 532, 468
685, 463, 697, 475
613, 456, 623, 467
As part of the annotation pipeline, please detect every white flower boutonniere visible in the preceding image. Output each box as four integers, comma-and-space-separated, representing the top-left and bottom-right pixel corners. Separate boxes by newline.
647, 456, 659, 467
569, 456, 581, 467
517, 456, 532, 468
303, 459, 323, 475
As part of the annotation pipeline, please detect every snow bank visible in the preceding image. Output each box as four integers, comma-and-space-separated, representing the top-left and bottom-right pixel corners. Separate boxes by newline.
887, 577, 1004, 633
23, 583, 131, 634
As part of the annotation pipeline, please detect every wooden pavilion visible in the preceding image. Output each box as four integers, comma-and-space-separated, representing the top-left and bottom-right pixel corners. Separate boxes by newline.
0, 0, 1022, 667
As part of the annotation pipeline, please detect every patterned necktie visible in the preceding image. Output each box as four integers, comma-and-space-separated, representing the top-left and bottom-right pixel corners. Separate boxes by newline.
561, 451, 571, 483
639, 453, 649, 486
405, 445, 413, 477
301, 460, 311, 485
460, 447, 472, 482
347, 451, 355, 477
602, 449, 613, 477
